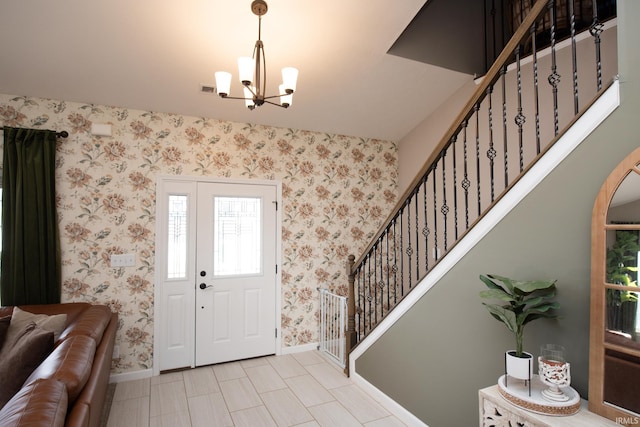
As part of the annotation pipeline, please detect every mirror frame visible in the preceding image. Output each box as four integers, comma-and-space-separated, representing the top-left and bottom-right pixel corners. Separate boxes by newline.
589, 146, 640, 422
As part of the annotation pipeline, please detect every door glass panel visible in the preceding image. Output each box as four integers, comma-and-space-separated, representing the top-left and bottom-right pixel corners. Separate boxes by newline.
213, 197, 261, 276
167, 195, 188, 279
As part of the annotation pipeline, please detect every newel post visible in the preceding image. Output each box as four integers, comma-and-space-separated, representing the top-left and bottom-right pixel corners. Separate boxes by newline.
344, 254, 357, 376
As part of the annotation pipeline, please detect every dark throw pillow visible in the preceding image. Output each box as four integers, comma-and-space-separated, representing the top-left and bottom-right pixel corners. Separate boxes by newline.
0, 316, 10, 351
0, 323, 54, 409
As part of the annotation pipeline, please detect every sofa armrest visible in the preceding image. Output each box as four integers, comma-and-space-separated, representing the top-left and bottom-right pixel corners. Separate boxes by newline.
0, 378, 68, 427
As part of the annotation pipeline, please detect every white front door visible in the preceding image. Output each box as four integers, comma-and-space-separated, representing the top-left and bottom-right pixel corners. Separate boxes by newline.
195, 182, 277, 366
155, 177, 279, 373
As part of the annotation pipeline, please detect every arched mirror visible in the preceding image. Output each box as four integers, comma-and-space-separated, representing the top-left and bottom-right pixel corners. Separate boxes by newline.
589, 147, 640, 422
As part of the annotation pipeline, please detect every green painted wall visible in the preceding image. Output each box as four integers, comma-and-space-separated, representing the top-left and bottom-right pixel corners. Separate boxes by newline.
356, 2, 640, 426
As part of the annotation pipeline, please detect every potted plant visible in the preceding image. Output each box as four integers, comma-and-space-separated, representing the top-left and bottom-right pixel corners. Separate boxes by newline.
479, 274, 560, 383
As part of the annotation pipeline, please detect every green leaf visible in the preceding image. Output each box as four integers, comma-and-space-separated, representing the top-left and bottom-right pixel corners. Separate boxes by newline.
511, 279, 556, 295
483, 303, 518, 334
479, 288, 516, 303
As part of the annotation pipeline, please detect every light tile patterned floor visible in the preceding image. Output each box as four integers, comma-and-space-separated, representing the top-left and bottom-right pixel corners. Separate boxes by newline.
107, 350, 407, 427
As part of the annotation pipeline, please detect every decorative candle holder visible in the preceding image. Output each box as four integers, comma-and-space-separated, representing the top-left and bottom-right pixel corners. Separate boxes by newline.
538, 344, 571, 402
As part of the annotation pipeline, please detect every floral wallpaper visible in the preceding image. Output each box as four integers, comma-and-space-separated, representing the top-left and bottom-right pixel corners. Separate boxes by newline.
0, 93, 397, 374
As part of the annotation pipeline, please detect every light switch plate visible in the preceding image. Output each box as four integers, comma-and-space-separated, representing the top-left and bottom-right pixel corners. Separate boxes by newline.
110, 253, 135, 267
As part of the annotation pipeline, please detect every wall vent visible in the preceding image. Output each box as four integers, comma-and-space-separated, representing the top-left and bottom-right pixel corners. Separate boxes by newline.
200, 85, 216, 94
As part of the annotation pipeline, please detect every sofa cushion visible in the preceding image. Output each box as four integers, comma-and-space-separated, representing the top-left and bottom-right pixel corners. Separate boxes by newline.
5, 307, 67, 345
0, 323, 54, 409
0, 315, 10, 350
0, 378, 67, 427
24, 334, 96, 403
58, 304, 113, 345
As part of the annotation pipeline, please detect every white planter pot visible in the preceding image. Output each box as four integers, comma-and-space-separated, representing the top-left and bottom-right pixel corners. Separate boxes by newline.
505, 350, 533, 380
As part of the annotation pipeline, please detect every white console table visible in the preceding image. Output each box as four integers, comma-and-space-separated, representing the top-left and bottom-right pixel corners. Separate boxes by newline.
479, 385, 619, 426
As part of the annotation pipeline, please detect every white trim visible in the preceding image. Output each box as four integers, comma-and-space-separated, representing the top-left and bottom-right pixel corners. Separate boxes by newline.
153, 175, 282, 375
351, 372, 428, 427
281, 342, 319, 355
350, 80, 620, 377
109, 369, 152, 384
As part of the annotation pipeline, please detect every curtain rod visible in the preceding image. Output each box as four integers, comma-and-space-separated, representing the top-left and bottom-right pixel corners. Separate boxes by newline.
56, 131, 68, 138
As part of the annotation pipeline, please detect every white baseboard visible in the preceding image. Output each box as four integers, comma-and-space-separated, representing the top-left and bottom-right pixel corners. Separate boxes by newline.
281, 342, 319, 355
109, 369, 152, 384
351, 372, 428, 427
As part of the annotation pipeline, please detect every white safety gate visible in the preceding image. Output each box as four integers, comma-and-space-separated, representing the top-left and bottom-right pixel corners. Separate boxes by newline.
318, 288, 347, 368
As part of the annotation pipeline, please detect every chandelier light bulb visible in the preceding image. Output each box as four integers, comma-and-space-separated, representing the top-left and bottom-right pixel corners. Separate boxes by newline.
214, 71, 232, 97
281, 67, 298, 94
238, 57, 255, 86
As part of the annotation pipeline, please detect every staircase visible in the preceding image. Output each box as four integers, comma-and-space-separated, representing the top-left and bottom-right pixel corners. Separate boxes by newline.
343, 0, 619, 376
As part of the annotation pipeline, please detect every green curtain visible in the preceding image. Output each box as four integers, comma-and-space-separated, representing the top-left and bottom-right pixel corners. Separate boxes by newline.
1, 126, 61, 305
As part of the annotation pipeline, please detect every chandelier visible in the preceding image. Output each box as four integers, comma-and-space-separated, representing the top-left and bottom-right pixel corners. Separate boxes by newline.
214, 0, 298, 110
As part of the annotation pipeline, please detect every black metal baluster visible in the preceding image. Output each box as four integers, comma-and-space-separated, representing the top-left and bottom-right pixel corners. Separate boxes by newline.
501, 65, 508, 188
378, 236, 384, 317
515, 44, 526, 173
405, 198, 413, 289
414, 188, 420, 282
366, 253, 372, 335
487, 85, 496, 201
423, 175, 430, 273
399, 207, 404, 298
548, 0, 561, 136
475, 104, 481, 217
441, 151, 449, 252
570, 0, 579, 114
590, 0, 604, 91
355, 268, 361, 342
392, 217, 398, 303
385, 229, 390, 312
432, 165, 439, 262
461, 120, 470, 231
452, 135, 459, 241
373, 242, 378, 325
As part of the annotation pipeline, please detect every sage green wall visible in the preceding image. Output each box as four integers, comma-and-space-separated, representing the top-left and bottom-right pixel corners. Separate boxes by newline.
356, 2, 640, 426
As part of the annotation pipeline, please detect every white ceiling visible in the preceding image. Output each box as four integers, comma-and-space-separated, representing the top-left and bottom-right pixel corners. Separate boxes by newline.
0, 0, 472, 142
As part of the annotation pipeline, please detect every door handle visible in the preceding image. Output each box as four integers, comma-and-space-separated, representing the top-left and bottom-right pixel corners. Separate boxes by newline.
199, 283, 212, 290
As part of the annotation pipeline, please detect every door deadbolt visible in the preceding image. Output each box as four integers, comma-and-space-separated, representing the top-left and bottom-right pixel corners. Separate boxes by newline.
200, 271, 206, 277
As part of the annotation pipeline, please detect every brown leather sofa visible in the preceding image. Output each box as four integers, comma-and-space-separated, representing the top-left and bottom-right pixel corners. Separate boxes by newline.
0, 303, 118, 427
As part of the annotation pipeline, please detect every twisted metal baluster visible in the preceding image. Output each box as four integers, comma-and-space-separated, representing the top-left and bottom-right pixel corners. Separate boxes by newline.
441, 151, 449, 252
432, 164, 439, 262
475, 103, 481, 217
392, 217, 398, 303
451, 135, 459, 241
590, 0, 604, 92
405, 198, 412, 288
548, 0, 561, 136
422, 175, 430, 272
501, 65, 508, 188
515, 44, 526, 173
570, 0, 579, 114
487, 85, 496, 201
461, 120, 470, 230
414, 188, 420, 282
